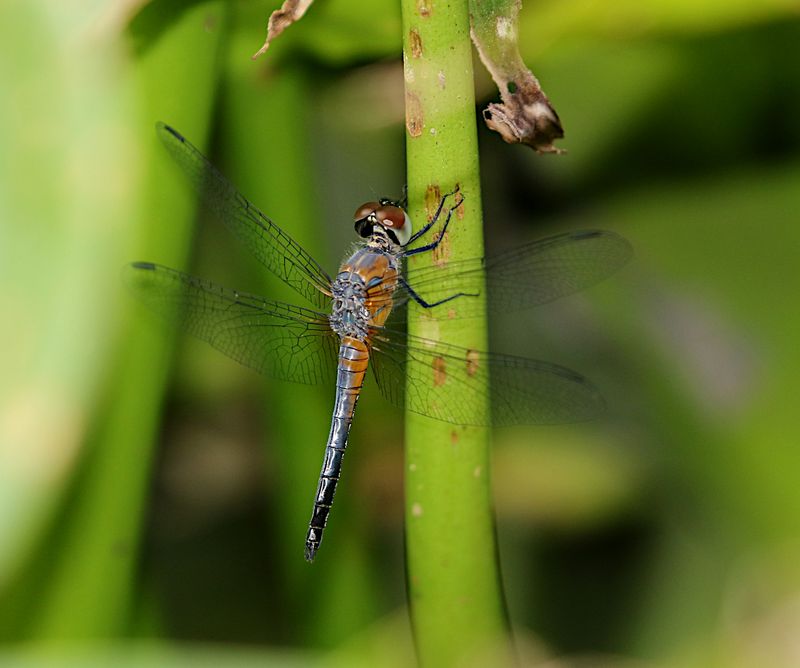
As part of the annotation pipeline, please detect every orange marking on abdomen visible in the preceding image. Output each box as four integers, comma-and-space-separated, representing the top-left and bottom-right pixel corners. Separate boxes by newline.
338, 337, 370, 387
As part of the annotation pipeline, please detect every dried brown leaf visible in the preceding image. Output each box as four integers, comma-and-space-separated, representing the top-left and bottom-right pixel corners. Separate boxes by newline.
470, 0, 564, 153
252, 0, 314, 60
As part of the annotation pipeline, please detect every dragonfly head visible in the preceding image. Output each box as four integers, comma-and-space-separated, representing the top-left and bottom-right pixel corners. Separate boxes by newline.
354, 199, 412, 246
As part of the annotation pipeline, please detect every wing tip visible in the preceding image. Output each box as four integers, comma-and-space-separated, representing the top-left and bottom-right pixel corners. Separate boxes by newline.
130, 261, 156, 271
571, 229, 604, 240
155, 121, 185, 143
122, 261, 161, 292
573, 228, 634, 264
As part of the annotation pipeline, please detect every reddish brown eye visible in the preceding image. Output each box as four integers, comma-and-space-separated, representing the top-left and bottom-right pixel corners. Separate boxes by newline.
375, 205, 406, 229
354, 201, 380, 222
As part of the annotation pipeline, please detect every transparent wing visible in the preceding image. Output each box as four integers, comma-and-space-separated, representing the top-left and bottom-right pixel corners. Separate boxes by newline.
369, 327, 605, 426
157, 123, 333, 309
125, 262, 338, 385
394, 229, 631, 318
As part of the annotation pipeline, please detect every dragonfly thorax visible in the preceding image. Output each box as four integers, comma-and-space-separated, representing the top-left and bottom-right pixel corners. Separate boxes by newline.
366, 228, 402, 253
329, 273, 371, 340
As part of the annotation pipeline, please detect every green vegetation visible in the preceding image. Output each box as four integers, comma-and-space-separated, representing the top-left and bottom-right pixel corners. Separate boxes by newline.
1, 1, 799, 667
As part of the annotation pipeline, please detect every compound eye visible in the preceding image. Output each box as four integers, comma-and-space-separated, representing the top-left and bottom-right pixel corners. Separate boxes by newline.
375, 205, 412, 245
354, 201, 380, 222
375, 205, 405, 228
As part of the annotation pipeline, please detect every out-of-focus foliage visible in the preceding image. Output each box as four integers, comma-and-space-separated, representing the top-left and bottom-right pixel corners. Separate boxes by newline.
1, 0, 799, 666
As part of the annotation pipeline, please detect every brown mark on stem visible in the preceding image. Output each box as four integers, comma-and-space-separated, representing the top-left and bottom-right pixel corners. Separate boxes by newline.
417, 0, 431, 18
409, 28, 423, 58
406, 91, 424, 137
432, 356, 447, 387
466, 349, 479, 377
451, 430, 460, 445
431, 229, 450, 267
424, 184, 442, 222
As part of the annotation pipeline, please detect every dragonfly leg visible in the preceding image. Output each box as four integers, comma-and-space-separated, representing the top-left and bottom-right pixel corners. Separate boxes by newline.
405, 186, 463, 246
403, 193, 464, 257
398, 275, 478, 309
382, 184, 408, 210
398, 184, 408, 209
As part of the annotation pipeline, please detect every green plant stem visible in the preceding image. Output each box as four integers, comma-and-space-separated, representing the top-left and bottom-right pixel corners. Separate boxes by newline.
400, 1, 512, 665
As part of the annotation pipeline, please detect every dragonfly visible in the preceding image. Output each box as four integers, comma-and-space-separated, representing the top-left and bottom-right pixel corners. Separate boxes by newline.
126, 123, 632, 562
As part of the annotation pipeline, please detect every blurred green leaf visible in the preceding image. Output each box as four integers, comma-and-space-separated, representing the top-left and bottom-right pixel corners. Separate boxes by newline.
0, 0, 228, 641
0, 643, 314, 668
520, 0, 799, 48
0, 0, 144, 593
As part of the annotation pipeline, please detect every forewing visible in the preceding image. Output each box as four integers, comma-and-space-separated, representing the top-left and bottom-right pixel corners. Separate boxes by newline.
125, 262, 338, 385
370, 327, 605, 426
395, 229, 631, 318
157, 123, 332, 309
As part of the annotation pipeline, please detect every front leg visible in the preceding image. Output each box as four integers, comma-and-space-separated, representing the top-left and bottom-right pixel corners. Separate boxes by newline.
404, 187, 463, 247
403, 191, 464, 257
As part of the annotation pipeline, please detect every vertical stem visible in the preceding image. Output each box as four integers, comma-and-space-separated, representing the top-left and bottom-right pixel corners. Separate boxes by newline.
400, 1, 512, 665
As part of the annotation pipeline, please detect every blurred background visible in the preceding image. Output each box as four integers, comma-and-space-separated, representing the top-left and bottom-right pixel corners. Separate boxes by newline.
2, 0, 799, 666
